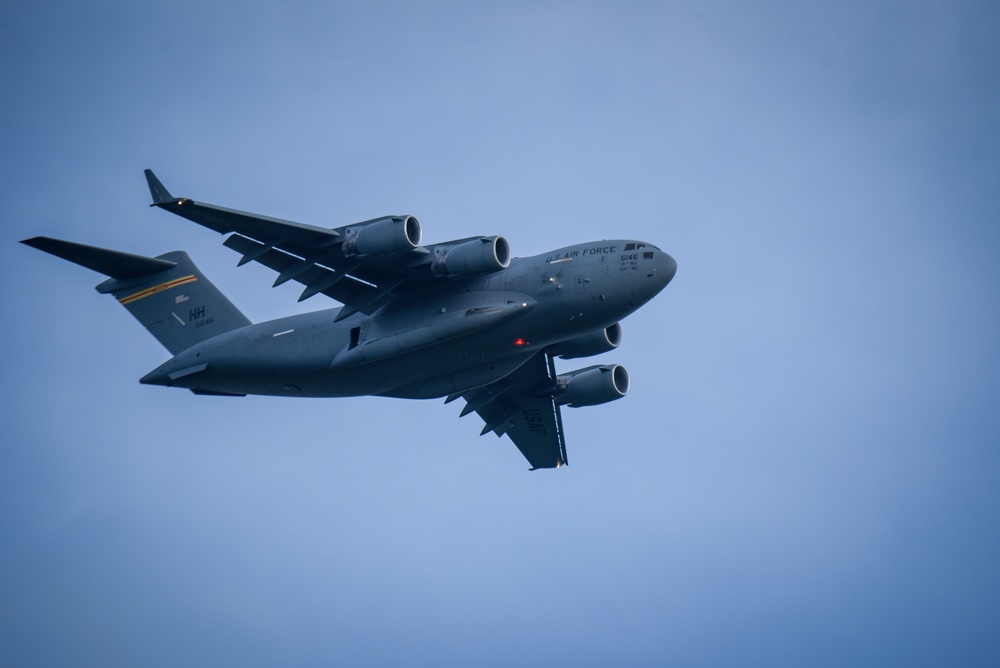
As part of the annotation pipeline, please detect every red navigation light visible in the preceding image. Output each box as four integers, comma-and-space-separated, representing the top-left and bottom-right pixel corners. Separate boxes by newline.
514, 338, 527, 346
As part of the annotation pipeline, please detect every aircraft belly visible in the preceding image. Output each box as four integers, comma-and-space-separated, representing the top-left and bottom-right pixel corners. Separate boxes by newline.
370, 344, 535, 399
146, 260, 649, 399
229, 325, 525, 398
353, 301, 618, 399
329, 292, 536, 368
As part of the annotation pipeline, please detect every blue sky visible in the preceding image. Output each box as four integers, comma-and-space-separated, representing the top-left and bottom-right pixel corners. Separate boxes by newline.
2, 2, 999, 666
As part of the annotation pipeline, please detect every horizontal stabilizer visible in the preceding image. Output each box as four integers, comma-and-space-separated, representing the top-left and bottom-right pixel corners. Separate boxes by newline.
21, 237, 176, 279
191, 389, 247, 397
167, 363, 208, 381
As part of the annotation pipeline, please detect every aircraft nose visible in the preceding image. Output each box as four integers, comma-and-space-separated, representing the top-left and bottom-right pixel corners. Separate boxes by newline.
660, 252, 677, 285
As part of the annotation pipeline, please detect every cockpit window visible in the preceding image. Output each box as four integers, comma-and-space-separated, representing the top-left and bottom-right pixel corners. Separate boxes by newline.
625, 241, 660, 251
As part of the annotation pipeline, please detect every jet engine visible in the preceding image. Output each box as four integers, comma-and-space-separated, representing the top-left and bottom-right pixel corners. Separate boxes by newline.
342, 216, 421, 256
556, 364, 629, 407
432, 236, 510, 277
552, 323, 622, 359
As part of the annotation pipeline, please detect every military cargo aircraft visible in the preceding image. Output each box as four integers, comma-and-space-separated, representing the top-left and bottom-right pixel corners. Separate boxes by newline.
22, 170, 676, 469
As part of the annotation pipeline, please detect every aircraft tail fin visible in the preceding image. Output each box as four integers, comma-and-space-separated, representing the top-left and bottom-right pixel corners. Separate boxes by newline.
22, 237, 251, 355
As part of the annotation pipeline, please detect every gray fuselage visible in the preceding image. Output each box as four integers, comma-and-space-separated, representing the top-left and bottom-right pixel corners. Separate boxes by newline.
141, 240, 676, 398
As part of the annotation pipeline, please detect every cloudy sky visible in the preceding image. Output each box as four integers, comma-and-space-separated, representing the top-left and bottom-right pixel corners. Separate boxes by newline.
2, 2, 999, 665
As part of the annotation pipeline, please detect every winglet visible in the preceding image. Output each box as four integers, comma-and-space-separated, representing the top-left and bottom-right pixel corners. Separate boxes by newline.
144, 169, 176, 205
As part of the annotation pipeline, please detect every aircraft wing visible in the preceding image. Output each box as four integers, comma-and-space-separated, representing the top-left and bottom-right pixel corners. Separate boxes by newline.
144, 170, 439, 320
453, 351, 568, 469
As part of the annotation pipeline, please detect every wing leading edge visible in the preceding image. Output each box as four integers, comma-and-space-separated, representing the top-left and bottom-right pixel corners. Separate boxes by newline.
143, 169, 432, 320
452, 351, 568, 470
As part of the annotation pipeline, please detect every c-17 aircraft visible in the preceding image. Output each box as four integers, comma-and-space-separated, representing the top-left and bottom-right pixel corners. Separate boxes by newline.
22, 170, 676, 469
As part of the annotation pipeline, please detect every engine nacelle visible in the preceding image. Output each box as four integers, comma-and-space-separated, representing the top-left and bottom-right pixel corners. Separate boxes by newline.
556, 364, 629, 408
432, 236, 510, 277
553, 323, 622, 359
342, 216, 421, 256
